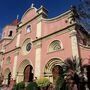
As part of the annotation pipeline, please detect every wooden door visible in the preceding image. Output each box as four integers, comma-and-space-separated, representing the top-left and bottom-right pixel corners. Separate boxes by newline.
52, 65, 63, 82
24, 65, 33, 82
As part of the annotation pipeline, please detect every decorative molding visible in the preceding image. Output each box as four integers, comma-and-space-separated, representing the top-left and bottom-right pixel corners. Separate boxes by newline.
69, 29, 77, 37
21, 7, 37, 21
3, 47, 21, 55
43, 10, 71, 22
70, 29, 80, 63
33, 24, 76, 43
33, 40, 42, 48
48, 40, 63, 53
79, 43, 90, 49
21, 38, 32, 55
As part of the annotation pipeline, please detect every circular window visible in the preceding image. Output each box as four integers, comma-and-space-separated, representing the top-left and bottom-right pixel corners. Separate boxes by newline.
26, 43, 32, 51
22, 39, 32, 55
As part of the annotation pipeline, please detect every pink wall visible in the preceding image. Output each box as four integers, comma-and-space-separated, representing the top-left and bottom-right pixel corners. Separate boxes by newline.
21, 8, 37, 24
42, 17, 70, 37
2, 51, 15, 74
4, 37, 17, 52
19, 21, 37, 46
79, 46, 90, 65
2, 25, 17, 38
41, 31, 72, 76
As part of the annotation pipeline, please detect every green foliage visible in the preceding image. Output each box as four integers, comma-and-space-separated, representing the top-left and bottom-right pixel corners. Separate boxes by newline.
13, 84, 18, 90
55, 76, 68, 90
26, 82, 38, 90
13, 81, 25, 90
36, 77, 50, 88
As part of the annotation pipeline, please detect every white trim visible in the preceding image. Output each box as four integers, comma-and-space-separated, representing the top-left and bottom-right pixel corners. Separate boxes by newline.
70, 30, 79, 58
16, 33, 21, 47
12, 55, 18, 80
36, 21, 42, 38
43, 10, 71, 21
21, 7, 37, 21
35, 47, 41, 78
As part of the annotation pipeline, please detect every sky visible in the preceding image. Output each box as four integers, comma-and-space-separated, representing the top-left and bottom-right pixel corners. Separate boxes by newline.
0, 0, 81, 33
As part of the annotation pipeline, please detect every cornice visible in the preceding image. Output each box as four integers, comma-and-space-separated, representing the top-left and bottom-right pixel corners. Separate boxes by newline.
17, 13, 42, 30
21, 7, 37, 21
43, 10, 71, 22
3, 46, 21, 55
33, 23, 77, 43
79, 43, 90, 50
0, 37, 12, 42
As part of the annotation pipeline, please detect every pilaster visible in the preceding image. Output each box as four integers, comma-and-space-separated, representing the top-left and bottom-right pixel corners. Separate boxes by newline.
34, 41, 42, 78
12, 51, 19, 80
12, 32, 21, 80
70, 30, 80, 68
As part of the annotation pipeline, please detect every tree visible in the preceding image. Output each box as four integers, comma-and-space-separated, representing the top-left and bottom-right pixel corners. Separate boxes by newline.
64, 57, 88, 90
77, 0, 90, 31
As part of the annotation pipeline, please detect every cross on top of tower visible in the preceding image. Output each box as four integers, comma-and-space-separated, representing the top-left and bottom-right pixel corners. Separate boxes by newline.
31, 3, 34, 8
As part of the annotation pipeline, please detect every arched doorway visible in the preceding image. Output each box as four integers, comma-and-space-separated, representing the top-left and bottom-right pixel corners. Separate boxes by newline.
17, 60, 33, 83
3, 68, 11, 85
52, 65, 63, 83
44, 58, 65, 83
24, 65, 33, 82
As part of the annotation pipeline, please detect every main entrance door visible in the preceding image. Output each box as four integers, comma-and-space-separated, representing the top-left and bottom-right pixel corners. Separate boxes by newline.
24, 65, 33, 82
52, 65, 63, 82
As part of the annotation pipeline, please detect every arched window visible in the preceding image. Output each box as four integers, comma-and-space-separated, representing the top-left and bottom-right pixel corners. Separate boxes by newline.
26, 25, 31, 33
49, 40, 63, 52
8, 31, 13, 37
6, 57, 11, 64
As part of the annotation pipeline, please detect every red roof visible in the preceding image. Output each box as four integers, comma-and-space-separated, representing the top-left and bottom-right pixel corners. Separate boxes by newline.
10, 19, 19, 26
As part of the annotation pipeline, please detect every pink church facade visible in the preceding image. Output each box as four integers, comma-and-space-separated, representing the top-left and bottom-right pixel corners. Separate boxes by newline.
0, 6, 90, 87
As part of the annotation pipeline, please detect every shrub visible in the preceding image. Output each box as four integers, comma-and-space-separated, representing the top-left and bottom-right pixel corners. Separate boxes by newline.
13, 84, 18, 90
26, 82, 38, 90
13, 81, 25, 90
36, 77, 50, 88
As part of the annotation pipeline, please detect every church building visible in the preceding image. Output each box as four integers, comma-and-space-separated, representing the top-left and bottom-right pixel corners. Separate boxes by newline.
0, 5, 90, 88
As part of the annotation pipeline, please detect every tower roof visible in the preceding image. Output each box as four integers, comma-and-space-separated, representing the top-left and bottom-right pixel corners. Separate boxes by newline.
10, 19, 19, 26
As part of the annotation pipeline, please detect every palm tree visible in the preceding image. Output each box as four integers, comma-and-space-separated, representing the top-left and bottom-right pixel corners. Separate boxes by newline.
64, 57, 87, 90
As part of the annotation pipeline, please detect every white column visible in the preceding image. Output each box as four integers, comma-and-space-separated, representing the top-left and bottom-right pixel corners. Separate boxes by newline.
36, 17, 42, 38
12, 53, 18, 80
16, 72, 24, 83
70, 30, 80, 71
35, 41, 41, 78
12, 32, 21, 80
16, 33, 21, 47
70, 30, 79, 58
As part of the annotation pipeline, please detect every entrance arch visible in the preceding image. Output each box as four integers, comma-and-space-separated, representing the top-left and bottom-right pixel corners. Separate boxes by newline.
3, 68, 11, 85
16, 60, 33, 83
44, 58, 65, 82
24, 65, 33, 82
